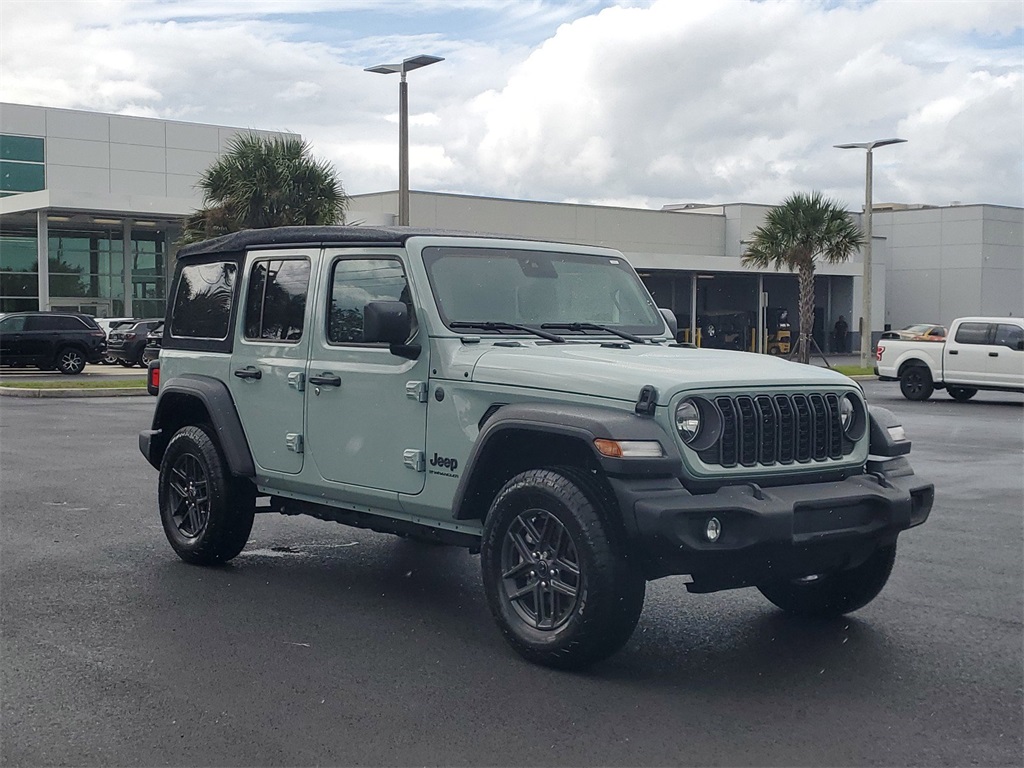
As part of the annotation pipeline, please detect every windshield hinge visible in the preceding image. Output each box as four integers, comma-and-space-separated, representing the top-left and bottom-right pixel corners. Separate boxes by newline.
635, 385, 658, 416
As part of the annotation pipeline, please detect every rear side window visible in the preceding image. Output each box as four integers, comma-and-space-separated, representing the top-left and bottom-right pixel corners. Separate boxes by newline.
170, 262, 237, 340
954, 322, 990, 345
244, 258, 311, 342
25, 315, 88, 331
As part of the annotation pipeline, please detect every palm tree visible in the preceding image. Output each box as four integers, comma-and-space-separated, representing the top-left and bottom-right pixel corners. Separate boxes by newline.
180, 133, 348, 245
742, 192, 864, 364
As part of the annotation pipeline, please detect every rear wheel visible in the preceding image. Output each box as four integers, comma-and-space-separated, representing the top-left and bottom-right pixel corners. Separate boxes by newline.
899, 365, 933, 401
481, 467, 645, 669
56, 347, 86, 375
948, 386, 977, 402
158, 425, 255, 565
758, 544, 897, 617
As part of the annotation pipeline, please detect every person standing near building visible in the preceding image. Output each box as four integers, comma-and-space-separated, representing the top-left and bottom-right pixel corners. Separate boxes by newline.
834, 315, 849, 353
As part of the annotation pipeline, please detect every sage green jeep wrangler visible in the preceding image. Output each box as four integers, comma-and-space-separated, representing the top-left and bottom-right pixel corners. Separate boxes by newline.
140, 226, 934, 669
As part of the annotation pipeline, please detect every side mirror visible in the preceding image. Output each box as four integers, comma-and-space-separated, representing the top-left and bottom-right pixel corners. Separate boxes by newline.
363, 300, 420, 359
659, 308, 678, 340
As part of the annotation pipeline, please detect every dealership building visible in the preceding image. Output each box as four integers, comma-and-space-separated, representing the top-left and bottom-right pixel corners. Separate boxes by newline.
2, 103, 1021, 351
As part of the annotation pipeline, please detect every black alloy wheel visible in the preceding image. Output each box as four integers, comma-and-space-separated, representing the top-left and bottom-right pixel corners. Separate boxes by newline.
167, 451, 212, 539
899, 366, 934, 401
499, 507, 581, 631
481, 467, 645, 669
56, 347, 86, 375
158, 425, 255, 565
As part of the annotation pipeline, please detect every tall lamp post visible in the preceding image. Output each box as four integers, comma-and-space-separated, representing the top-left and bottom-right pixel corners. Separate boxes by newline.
366, 54, 444, 226
834, 138, 907, 368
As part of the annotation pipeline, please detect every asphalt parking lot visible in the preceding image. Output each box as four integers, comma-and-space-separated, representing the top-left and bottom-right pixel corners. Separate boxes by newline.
1, 379, 1021, 766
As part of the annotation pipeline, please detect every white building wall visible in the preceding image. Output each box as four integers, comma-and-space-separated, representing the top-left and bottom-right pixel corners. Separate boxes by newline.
0, 103, 294, 208
874, 205, 1023, 329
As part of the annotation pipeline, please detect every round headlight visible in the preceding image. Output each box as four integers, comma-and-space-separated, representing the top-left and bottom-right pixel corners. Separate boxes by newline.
675, 399, 701, 444
840, 394, 855, 433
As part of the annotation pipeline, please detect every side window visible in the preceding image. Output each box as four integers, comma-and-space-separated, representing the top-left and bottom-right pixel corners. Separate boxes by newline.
327, 258, 411, 344
52, 316, 88, 330
243, 258, 311, 342
170, 262, 237, 340
26, 315, 59, 331
953, 322, 991, 345
994, 323, 1023, 349
0, 315, 26, 332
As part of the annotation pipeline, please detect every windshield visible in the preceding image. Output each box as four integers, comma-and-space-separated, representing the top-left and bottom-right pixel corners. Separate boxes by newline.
422, 246, 663, 336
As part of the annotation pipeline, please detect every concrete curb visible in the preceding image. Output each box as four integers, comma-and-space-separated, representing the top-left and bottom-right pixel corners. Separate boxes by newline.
0, 386, 150, 398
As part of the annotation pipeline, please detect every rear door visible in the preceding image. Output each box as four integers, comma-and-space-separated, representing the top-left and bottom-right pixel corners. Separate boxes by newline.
944, 321, 993, 386
228, 250, 315, 475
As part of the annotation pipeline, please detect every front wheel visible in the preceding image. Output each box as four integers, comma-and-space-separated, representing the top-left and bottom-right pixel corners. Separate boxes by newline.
481, 467, 645, 669
948, 386, 977, 402
899, 365, 933, 401
757, 544, 897, 618
56, 347, 86, 375
158, 425, 255, 565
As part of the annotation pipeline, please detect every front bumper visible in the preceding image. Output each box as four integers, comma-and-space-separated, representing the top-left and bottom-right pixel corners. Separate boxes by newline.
611, 461, 933, 588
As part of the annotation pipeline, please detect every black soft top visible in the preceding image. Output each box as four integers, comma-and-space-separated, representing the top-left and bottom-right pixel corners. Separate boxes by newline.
175, 225, 526, 259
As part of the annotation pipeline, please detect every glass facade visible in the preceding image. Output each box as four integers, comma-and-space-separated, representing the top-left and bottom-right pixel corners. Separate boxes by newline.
0, 134, 45, 197
0, 228, 167, 316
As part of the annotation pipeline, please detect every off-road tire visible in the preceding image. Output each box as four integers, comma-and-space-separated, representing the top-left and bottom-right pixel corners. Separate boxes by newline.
55, 346, 86, 375
899, 365, 934, 401
948, 386, 977, 402
158, 425, 255, 566
757, 544, 897, 618
481, 467, 646, 670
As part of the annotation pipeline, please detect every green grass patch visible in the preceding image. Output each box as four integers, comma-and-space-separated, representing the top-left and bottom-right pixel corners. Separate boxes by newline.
0, 378, 147, 389
831, 365, 876, 377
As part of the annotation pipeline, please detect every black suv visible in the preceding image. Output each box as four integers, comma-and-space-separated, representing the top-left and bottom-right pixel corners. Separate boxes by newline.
106, 319, 163, 367
0, 311, 107, 374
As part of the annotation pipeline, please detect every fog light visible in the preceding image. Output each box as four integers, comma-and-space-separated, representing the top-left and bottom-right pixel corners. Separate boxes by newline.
705, 517, 721, 542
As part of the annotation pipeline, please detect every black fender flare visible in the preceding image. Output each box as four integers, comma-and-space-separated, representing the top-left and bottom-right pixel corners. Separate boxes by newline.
451, 402, 680, 521
140, 374, 255, 478
867, 405, 912, 458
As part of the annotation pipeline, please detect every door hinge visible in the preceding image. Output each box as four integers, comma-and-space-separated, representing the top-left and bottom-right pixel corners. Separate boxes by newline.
406, 380, 428, 402
285, 433, 304, 454
403, 449, 425, 472
287, 371, 305, 391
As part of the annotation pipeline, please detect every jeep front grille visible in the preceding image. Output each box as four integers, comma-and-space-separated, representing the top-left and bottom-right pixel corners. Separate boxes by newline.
699, 392, 847, 468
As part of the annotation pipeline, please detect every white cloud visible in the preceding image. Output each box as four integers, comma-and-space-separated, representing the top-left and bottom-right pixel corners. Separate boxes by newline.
0, 0, 1020, 208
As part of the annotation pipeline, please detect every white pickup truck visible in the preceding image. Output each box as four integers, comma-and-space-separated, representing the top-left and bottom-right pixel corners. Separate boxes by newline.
876, 316, 1024, 401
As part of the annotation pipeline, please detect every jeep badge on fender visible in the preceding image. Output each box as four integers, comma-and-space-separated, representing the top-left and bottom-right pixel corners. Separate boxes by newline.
140, 226, 934, 670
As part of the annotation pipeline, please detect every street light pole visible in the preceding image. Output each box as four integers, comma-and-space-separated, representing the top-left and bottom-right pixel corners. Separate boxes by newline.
366, 54, 444, 226
834, 138, 907, 369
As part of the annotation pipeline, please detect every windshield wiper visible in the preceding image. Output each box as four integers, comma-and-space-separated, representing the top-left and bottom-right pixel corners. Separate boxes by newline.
449, 321, 566, 343
540, 322, 646, 344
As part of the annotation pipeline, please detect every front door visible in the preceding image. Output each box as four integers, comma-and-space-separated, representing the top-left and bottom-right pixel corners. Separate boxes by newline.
304, 252, 428, 495
228, 251, 315, 475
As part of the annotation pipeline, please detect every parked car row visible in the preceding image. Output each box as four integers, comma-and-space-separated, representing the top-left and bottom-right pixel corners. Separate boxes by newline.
0, 311, 164, 375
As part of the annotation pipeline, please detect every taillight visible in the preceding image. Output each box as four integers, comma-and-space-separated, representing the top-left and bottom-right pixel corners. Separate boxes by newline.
125, 332, 137, 339
147, 360, 160, 395
876, 345, 884, 361
90, 330, 105, 338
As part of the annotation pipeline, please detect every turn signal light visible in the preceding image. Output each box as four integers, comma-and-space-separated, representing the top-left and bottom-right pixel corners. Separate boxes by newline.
593, 439, 663, 458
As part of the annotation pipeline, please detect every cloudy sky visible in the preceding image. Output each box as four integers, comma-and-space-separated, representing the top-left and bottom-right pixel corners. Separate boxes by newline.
1, 0, 1021, 211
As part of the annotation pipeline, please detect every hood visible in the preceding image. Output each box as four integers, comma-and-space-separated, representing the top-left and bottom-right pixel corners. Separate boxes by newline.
471, 343, 853, 402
